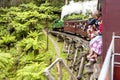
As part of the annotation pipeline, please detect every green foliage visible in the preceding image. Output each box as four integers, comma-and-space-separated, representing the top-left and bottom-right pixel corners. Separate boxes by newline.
0, 53, 13, 79
16, 37, 45, 54
0, 35, 16, 48
0, 1, 62, 80
15, 40, 56, 80
15, 63, 46, 80
19, 3, 39, 11
0, 25, 8, 37
0, 7, 8, 14
11, 21, 27, 32
38, 2, 60, 20
8, 7, 21, 12
0, 14, 10, 24
50, 0, 64, 7
27, 31, 43, 38
0, 53, 13, 69
64, 13, 89, 20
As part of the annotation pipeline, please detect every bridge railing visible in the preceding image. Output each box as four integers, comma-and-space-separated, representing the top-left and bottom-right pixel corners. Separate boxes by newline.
98, 33, 120, 80
44, 58, 77, 80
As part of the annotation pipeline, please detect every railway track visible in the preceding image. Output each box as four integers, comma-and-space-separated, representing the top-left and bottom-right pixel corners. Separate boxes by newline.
49, 30, 89, 50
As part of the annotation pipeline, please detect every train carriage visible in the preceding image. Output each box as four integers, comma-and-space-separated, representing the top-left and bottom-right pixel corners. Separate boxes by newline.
75, 20, 88, 37
52, 19, 89, 39
63, 20, 79, 34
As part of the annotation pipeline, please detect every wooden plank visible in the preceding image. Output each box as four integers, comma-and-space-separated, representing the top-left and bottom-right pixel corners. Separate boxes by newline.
114, 66, 120, 80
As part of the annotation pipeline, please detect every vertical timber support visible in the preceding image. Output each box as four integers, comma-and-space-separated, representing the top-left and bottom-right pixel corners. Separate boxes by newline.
62, 36, 69, 53
66, 38, 76, 66
58, 61, 62, 80
57, 34, 63, 42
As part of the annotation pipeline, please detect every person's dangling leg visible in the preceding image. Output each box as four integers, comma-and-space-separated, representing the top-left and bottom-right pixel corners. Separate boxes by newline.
87, 48, 94, 59
90, 52, 97, 59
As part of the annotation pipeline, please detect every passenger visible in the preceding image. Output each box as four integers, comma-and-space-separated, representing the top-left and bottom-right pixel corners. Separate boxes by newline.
87, 35, 102, 61
86, 11, 102, 66
88, 10, 102, 30
87, 24, 97, 39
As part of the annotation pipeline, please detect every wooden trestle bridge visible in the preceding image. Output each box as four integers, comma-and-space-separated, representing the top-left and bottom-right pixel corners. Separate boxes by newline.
44, 30, 101, 80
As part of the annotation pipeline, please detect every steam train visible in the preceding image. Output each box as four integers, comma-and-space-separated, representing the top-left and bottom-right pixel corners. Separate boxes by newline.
51, 0, 102, 39
52, 19, 89, 39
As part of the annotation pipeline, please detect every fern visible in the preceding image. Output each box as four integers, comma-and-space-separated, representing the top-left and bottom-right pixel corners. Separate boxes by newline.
64, 13, 89, 20
0, 1, 62, 80
0, 53, 13, 79
0, 35, 16, 47
0, 7, 8, 14
16, 37, 45, 54
15, 63, 47, 80
27, 31, 43, 38
19, 3, 39, 11
8, 7, 21, 12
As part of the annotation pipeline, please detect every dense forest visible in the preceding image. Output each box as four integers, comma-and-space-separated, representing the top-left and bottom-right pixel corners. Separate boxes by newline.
0, 0, 90, 80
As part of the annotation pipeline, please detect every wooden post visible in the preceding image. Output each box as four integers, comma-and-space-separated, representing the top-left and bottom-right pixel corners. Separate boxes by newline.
78, 56, 85, 76
58, 62, 62, 80
62, 38, 69, 53
46, 18, 48, 51
44, 71, 54, 80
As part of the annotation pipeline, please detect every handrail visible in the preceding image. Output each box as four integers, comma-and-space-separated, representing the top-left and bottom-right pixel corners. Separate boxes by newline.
44, 58, 77, 80
98, 33, 115, 80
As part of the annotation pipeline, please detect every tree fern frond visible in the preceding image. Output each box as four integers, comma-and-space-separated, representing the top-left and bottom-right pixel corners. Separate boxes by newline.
16, 63, 47, 80
0, 53, 13, 69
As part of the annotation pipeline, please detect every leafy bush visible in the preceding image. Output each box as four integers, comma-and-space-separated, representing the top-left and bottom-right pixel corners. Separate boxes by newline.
0, 53, 14, 79
64, 13, 89, 20
16, 37, 45, 54
15, 63, 46, 80
0, 35, 16, 49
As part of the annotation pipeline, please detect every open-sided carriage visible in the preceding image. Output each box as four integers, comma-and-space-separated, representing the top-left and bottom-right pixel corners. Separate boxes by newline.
52, 19, 89, 39
64, 19, 88, 38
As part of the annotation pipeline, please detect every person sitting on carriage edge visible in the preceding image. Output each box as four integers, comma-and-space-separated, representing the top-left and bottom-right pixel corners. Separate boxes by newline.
86, 11, 102, 66
87, 11, 102, 38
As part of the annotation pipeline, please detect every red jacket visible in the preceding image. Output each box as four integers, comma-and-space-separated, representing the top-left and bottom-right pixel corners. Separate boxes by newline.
99, 23, 102, 33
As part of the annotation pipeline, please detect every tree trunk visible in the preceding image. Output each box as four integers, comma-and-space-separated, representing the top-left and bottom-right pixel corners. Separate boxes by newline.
10, 0, 23, 6
0, 0, 27, 7
97, 0, 102, 11
64, 0, 68, 5
0, 0, 10, 7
